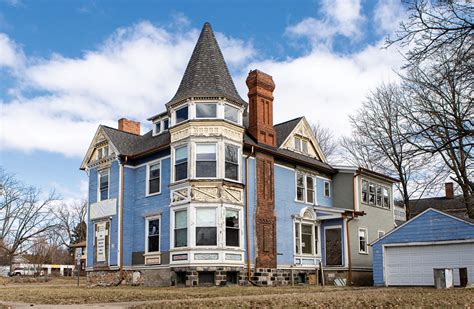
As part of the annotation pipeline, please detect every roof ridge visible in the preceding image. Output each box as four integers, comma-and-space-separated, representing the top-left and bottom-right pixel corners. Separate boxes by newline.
274, 116, 303, 127
101, 125, 143, 137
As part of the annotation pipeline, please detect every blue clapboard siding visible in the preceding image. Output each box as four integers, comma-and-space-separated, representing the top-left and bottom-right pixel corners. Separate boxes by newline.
372, 209, 474, 286
316, 177, 332, 207
243, 157, 256, 263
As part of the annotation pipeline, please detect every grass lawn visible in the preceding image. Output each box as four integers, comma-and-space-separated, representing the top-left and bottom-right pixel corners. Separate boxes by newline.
0, 277, 472, 308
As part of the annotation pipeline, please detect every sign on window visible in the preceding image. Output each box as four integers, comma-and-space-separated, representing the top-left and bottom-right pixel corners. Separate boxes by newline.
96, 222, 108, 263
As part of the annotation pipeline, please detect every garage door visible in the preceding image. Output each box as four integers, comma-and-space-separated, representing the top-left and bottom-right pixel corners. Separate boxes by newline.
385, 242, 474, 286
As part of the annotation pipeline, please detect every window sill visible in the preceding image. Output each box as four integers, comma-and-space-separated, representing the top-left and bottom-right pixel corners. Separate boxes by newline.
146, 191, 161, 198
358, 251, 369, 255
144, 252, 161, 257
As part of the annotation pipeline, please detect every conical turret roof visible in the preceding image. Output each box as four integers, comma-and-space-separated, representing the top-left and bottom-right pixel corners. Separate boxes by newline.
166, 22, 247, 107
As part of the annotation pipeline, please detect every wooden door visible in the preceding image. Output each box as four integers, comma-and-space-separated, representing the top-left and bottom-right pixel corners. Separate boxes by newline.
325, 228, 342, 266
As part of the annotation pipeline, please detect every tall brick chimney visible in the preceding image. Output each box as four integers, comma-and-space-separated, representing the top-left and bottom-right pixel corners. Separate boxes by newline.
246, 70, 276, 147
118, 118, 140, 135
445, 182, 454, 198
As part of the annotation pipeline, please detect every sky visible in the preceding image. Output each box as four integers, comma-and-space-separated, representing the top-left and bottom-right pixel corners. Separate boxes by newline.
0, 0, 407, 202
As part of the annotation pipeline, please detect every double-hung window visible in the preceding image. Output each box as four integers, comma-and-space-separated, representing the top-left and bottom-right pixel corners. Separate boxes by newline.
98, 170, 109, 201
196, 103, 217, 118
296, 173, 305, 202
306, 177, 314, 204
361, 180, 368, 203
376, 186, 382, 206
146, 218, 160, 253
147, 162, 160, 195
359, 228, 368, 254
225, 144, 239, 180
196, 208, 217, 246
382, 187, 390, 208
324, 181, 330, 197
368, 183, 375, 205
174, 145, 188, 181
175, 105, 189, 124
225, 209, 239, 247
174, 210, 187, 247
295, 137, 302, 152
294, 222, 319, 256
196, 144, 217, 178
224, 104, 239, 123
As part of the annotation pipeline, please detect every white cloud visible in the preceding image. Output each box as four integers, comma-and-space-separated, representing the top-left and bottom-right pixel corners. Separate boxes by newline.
0, 33, 24, 69
286, 0, 365, 48
0, 21, 256, 157
373, 0, 407, 35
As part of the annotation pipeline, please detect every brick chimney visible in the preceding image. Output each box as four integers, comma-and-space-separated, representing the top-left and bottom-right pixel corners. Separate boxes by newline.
246, 70, 276, 147
445, 182, 454, 198
118, 118, 140, 135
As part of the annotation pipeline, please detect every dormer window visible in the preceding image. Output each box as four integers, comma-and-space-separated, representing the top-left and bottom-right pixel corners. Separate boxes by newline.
196, 103, 217, 118
224, 104, 239, 123
175, 105, 189, 124
153, 117, 170, 136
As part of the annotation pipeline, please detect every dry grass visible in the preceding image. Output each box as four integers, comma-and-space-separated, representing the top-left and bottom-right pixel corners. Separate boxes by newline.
0, 278, 472, 308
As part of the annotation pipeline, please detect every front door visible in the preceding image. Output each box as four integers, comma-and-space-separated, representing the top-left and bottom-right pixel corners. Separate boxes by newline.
325, 228, 342, 266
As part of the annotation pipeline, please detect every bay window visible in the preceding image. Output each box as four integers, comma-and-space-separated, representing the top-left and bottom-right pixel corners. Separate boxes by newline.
196, 144, 217, 178
146, 217, 160, 253
361, 178, 391, 209
225, 144, 239, 180
301, 224, 313, 254
225, 209, 239, 247
174, 145, 188, 181
196, 103, 217, 118
224, 104, 239, 123
174, 210, 187, 247
175, 105, 189, 124
98, 169, 109, 201
196, 208, 217, 246
147, 162, 160, 195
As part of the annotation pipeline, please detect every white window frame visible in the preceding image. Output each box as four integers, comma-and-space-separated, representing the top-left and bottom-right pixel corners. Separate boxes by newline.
224, 206, 242, 248
145, 215, 161, 254
146, 159, 162, 197
97, 168, 110, 202
194, 206, 218, 247
152, 117, 170, 136
295, 172, 315, 205
195, 102, 218, 119
224, 143, 241, 182
358, 228, 368, 254
174, 104, 189, 125
173, 143, 189, 182
171, 206, 188, 249
195, 143, 218, 179
324, 180, 331, 197
306, 176, 315, 204
224, 103, 241, 124
377, 230, 385, 239
293, 219, 321, 257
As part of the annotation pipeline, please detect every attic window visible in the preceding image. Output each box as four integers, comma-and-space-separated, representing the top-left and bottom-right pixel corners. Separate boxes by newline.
97, 146, 109, 160
153, 117, 169, 136
294, 137, 308, 154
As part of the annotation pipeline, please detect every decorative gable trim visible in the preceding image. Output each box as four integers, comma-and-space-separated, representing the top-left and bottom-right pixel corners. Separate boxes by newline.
80, 126, 120, 170
279, 117, 327, 163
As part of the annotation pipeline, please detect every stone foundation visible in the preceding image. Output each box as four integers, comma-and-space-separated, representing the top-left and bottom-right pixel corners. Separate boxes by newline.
87, 267, 372, 287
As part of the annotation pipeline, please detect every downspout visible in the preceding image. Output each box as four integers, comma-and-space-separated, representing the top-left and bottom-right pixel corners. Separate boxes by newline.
245, 146, 254, 284
119, 155, 128, 283
346, 170, 361, 286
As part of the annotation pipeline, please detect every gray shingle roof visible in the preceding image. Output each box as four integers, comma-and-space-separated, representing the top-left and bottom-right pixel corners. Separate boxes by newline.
165, 22, 247, 107
274, 117, 303, 147
408, 196, 473, 223
102, 126, 170, 157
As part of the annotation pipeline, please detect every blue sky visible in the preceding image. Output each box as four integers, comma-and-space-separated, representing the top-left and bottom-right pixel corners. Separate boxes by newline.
0, 0, 406, 202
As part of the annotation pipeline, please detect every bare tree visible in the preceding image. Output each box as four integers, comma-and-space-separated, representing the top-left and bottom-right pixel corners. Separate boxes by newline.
387, 0, 473, 66
339, 135, 384, 171
0, 168, 59, 269
401, 51, 473, 218
52, 200, 87, 251
342, 83, 448, 219
310, 122, 338, 162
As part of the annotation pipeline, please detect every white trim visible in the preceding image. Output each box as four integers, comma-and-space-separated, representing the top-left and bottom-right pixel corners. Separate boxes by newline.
293, 216, 321, 258
274, 162, 294, 171
358, 227, 368, 254
382, 239, 474, 248
97, 168, 110, 202
377, 230, 385, 239
172, 143, 189, 182
145, 159, 162, 197
145, 214, 161, 254
170, 206, 189, 250
195, 102, 219, 119
323, 180, 331, 197
372, 208, 474, 245
194, 142, 218, 179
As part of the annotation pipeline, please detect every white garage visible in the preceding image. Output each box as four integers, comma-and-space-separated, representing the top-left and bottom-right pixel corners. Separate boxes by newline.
372, 208, 474, 287
385, 242, 474, 286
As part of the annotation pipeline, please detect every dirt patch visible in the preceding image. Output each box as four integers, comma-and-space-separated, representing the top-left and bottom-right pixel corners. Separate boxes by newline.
0, 279, 472, 308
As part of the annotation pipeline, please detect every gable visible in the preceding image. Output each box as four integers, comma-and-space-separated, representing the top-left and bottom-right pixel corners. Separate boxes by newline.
375, 209, 474, 246
80, 126, 119, 170
279, 117, 327, 163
